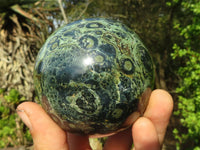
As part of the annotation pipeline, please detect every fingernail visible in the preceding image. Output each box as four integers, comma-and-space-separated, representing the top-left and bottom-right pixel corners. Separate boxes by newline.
16, 109, 32, 130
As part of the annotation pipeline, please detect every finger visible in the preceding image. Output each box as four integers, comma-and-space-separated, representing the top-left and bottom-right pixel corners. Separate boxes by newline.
144, 89, 173, 144
67, 133, 92, 150
132, 117, 160, 150
17, 102, 68, 150
104, 127, 133, 150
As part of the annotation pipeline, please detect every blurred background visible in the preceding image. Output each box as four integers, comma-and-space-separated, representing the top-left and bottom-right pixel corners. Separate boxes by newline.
0, 0, 200, 149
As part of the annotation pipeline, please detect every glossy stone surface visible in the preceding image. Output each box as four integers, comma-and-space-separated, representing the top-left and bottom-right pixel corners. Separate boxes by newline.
34, 18, 154, 135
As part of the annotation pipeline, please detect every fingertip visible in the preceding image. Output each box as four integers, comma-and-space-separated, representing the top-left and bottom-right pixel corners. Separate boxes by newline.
144, 89, 174, 123
17, 102, 36, 130
144, 89, 174, 145
151, 89, 174, 109
17, 102, 68, 150
132, 117, 160, 150
132, 118, 154, 138
17, 101, 39, 111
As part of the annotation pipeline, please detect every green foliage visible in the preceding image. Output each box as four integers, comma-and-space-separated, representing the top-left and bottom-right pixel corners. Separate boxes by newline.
0, 89, 32, 148
172, 48, 200, 148
171, 0, 200, 149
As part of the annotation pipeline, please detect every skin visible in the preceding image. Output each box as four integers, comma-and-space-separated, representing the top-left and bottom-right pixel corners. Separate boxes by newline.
17, 89, 173, 150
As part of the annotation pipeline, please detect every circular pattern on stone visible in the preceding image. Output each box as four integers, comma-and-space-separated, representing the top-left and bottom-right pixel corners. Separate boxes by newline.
120, 58, 134, 75
79, 35, 98, 49
34, 18, 154, 135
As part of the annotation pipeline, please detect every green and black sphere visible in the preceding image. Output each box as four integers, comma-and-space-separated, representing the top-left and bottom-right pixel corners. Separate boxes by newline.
34, 18, 154, 136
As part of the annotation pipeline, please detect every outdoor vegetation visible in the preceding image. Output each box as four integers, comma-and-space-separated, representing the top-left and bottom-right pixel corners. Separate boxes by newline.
0, 0, 199, 149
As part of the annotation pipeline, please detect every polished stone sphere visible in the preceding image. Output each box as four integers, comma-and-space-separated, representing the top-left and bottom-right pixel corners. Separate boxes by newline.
33, 18, 154, 136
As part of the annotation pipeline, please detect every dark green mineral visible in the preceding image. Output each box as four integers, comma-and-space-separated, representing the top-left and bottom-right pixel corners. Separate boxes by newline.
34, 18, 154, 135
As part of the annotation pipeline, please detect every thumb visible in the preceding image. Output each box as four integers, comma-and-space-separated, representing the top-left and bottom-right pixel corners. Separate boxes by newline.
17, 102, 68, 150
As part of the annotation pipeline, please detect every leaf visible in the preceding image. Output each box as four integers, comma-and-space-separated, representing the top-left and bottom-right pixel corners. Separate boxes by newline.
10, 4, 39, 22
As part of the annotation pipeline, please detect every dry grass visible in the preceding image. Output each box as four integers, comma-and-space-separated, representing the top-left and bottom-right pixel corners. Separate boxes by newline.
0, 4, 51, 100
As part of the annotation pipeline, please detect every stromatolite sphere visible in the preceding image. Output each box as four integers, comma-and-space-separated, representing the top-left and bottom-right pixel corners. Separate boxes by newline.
33, 18, 154, 136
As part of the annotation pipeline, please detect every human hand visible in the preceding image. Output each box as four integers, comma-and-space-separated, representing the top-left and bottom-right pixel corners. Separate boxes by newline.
17, 89, 173, 150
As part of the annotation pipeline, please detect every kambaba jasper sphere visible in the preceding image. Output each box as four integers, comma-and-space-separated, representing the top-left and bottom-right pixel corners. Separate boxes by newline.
33, 18, 154, 136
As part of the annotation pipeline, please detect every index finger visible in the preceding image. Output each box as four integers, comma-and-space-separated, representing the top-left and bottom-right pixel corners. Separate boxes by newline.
143, 89, 173, 144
